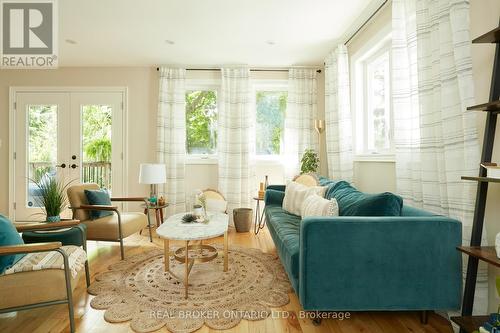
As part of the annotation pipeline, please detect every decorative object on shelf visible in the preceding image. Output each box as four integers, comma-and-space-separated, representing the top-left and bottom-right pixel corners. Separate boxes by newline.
139, 163, 166, 203
300, 148, 319, 174
258, 182, 265, 200
30, 175, 73, 222
314, 119, 325, 156
157, 195, 166, 206
481, 163, 500, 179
233, 208, 252, 232
265, 175, 269, 189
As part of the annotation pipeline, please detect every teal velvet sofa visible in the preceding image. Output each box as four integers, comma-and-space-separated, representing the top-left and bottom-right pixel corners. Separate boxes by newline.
264, 178, 462, 314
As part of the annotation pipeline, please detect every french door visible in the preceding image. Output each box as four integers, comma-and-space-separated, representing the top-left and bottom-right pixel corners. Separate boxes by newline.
12, 90, 125, 221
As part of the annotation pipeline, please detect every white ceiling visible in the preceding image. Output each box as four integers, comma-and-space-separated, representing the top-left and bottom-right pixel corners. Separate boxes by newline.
59, 0, 373, 67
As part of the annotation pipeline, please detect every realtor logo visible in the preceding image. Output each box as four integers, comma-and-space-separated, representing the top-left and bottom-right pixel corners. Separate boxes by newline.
1, 0, 58, 68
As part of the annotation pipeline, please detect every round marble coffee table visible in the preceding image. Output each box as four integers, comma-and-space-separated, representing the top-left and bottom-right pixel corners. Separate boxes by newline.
156, 211, 229, 299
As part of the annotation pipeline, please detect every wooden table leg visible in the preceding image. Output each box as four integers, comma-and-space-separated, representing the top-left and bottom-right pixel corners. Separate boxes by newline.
224, 230, 228, 272
159, 208, 164, 225
164, 239, 169, 271
185, 240, 189, 299
156, 209, 161, 228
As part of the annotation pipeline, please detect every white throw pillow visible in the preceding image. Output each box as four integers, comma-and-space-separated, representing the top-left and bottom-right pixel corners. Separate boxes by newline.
301, 194, 339, 217
282, 181, 326, 216
206, 198, 227, 213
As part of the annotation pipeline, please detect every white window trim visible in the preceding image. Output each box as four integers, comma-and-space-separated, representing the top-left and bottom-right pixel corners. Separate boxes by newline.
252, 80, 288, 162
185, 79, 221, 162
351, 21, 394, 161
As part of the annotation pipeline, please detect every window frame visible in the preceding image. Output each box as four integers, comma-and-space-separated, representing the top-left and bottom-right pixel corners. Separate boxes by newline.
351, 23, 394, 161
252, 80, 288, 162
185, 79, 221, 164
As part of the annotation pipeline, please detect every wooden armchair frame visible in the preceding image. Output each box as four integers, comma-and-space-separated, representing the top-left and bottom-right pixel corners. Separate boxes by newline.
71, 197, 152, 260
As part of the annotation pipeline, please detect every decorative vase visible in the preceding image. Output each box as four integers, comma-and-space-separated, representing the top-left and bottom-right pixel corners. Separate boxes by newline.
265, 175, 269, 189
193, 205, 203, 217
496, 233, 500, 258
46, 215, 61, 223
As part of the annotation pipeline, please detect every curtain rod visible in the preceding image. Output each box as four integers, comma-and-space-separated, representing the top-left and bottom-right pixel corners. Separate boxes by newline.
344, 0, 389, 45
156, 67, 322, 73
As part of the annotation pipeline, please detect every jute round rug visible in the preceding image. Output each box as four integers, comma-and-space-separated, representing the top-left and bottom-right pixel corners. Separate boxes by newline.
87, 245, 291, 333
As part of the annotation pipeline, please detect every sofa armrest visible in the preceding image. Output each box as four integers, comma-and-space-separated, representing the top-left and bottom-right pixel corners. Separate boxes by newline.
299, 216, 462, 311
267, 185, 286, 192
265, 189, 285, 206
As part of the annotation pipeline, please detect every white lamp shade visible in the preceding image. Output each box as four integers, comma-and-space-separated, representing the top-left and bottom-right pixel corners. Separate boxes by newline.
139, 164, 166, 184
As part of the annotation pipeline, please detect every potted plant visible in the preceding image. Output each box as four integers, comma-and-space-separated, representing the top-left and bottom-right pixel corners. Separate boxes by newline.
31, 175, 72, 222
300, 148, 320, 174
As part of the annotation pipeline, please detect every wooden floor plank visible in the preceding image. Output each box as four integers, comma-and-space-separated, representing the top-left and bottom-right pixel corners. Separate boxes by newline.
0, 226, 454, 333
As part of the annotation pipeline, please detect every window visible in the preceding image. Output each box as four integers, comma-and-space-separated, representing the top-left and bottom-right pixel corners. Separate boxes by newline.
185, 90, 218, 155
353, 30, 393, 158
255, 90, 287, 156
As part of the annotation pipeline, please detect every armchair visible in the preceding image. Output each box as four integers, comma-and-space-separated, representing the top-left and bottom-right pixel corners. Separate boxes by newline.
67, 183, 152, 260
0, 220, 89, 333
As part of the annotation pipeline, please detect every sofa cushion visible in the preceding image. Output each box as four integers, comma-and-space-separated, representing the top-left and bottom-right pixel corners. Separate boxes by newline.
301, 194, 339, 217
84, 189, 113, 220
327, 181, 403, 216
265, 206, 301, 282
0, 215, 26, 274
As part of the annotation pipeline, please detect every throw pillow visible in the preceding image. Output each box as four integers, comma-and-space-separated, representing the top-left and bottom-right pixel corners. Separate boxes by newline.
84, 189, 113, 220
282, 181, 326, 216
301, 194, 339, 217
328, 181, 403, 216
0, 214, 26, 274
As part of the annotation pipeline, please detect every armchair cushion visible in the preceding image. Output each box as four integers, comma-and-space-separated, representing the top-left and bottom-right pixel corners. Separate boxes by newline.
67, 183, 100, 221
83, 212, 148, 240
0, 215, 25, 274
84, 189, 113, 220
2, 245, 87, 279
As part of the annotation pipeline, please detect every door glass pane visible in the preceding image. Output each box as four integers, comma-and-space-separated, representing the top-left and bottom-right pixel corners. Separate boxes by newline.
27, 105, 57, 207
81, 105, 112, 191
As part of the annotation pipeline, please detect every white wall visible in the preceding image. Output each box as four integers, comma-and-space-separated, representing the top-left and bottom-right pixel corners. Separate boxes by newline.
0, 67, 326, 216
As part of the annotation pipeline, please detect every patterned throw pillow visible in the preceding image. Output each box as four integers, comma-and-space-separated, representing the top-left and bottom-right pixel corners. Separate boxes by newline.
282, 181, 326, 216
84, 189, 113, 220
301, 193, 339, 217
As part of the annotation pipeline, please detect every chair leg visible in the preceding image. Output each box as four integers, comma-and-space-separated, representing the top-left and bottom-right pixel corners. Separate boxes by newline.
57, 249, 75, 333
84, 261, 90, 287
119, 238, 125, 260
420, 310, 429, 324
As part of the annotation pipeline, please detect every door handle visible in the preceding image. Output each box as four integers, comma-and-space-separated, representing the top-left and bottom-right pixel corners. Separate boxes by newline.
56, 163, 66, 168
70, 164, 78, 169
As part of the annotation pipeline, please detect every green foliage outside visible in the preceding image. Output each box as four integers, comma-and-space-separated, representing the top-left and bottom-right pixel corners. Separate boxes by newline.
256, 91, 287, 155
28, 105, 58, 163
300, 149, 320, 174
186, 90, 217, 154
82, 105, 112, 162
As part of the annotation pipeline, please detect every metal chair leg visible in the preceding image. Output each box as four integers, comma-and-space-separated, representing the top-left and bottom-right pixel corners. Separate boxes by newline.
56, 249, 75, 333
119, 238, 125, 260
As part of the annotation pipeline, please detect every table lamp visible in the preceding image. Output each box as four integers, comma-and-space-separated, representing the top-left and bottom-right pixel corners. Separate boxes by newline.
139, 163, 166, 203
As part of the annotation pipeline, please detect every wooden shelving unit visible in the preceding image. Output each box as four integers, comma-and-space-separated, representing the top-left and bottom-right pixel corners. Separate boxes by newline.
473, 27, 500, 44
458, 23, 500, 333
462, 176, 500, 183
467, 100, 500, 112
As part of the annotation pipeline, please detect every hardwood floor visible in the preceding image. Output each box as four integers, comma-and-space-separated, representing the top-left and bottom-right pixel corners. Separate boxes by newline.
0, 226, 454, 333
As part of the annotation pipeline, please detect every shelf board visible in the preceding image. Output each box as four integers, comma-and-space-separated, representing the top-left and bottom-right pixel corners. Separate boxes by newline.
461, 176, 500, 183
473, 27, 500, 44
467, 100, 500, 112
450, 315, 489, 333
458, 246, 500, 268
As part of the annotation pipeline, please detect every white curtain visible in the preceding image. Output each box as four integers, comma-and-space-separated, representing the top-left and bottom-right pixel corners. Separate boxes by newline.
284, 68, 318, 178
393, 0, 486, 314
324, 45, 353, 182
157, 67, 186, 215
218, 67, 255, 215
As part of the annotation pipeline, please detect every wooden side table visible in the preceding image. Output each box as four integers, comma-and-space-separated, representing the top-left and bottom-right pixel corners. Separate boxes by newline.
253, 197, 266, 234
141, 203, 169, 228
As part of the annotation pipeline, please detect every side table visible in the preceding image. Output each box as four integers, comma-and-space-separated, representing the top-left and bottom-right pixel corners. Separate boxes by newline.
141, 203, 169, 228
253, 197, 266, 235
